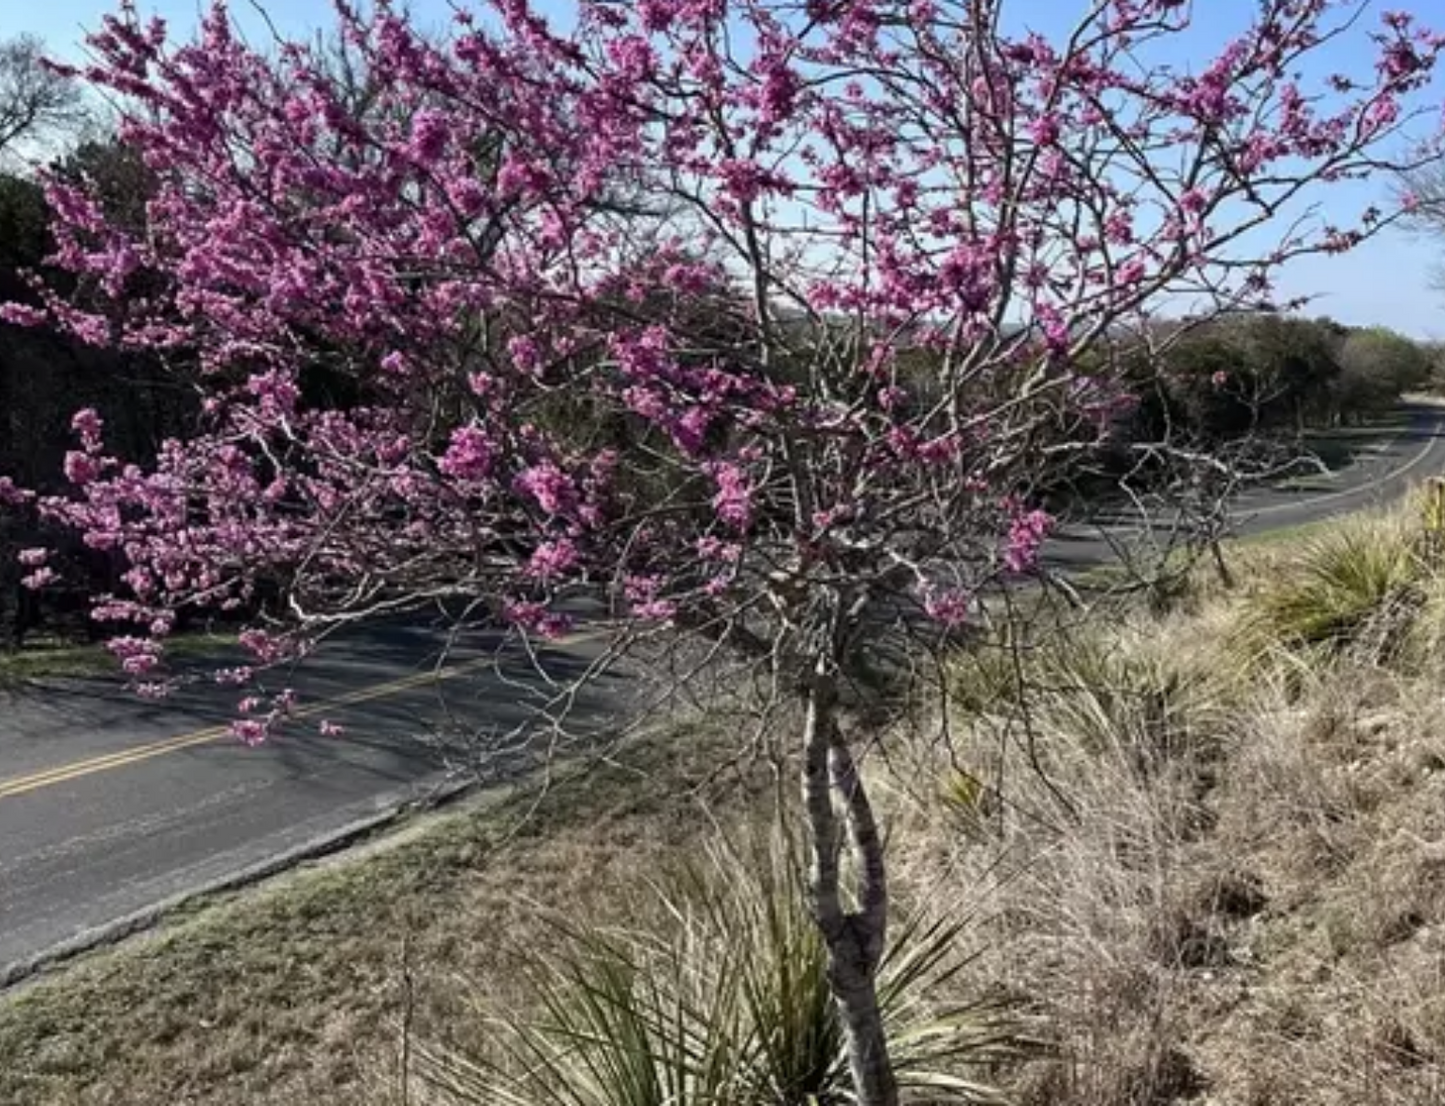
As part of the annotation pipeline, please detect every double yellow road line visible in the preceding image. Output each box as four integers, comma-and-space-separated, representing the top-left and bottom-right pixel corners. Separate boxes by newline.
0, 655, 496, 801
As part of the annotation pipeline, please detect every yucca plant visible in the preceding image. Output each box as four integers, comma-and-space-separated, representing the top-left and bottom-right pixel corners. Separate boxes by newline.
414, 830, 1029, 1105
1232, 516, 1425, 662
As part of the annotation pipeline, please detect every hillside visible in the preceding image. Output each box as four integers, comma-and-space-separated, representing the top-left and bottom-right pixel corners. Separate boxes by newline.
4, 499, 1445, 1104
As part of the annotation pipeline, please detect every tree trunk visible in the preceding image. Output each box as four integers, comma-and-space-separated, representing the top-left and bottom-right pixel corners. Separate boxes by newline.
1209, 538, 1234, 589
802, 663, 898, 1106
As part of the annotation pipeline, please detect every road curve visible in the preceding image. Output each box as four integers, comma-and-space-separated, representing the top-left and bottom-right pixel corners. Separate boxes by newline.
2, 404, 1444, 982
1044, 400, 1445, 574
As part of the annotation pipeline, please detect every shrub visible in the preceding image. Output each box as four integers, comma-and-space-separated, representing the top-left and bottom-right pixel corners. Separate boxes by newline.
1232, 514, 1425, 663
414, 830, 1029, 1105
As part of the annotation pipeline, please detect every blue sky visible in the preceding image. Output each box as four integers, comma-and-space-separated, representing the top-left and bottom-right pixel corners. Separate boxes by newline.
12, 0, 1445, 338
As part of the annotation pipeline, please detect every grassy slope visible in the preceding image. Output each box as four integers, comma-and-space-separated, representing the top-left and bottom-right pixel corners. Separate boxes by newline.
0, 717, 774, 1106
8, 507, 1445, 1104
896, 503, 1445, 1106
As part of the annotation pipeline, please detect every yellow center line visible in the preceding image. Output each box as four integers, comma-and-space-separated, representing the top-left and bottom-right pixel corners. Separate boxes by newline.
0, 655, 497, 800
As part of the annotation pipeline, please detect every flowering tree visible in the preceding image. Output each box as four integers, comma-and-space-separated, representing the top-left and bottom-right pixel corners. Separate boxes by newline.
5, 1, 1443, 1100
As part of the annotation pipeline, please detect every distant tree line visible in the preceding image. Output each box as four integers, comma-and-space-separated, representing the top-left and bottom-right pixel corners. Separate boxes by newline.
1116, 314, 1436, 446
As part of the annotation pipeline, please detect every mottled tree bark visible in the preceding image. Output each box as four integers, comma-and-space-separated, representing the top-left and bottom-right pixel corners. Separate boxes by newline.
803, 661, 897, 1106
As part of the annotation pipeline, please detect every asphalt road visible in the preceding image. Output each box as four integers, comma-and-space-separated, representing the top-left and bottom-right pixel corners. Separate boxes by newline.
1044, 401, 1445, 574
0, 623, 620, 980
1, 404, 1442, 982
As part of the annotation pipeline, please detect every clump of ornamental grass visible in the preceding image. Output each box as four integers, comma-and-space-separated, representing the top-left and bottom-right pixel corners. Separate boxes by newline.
1229, 508, 1432, 667
414, 829, 1031, 1106
945, 614, 1237, 756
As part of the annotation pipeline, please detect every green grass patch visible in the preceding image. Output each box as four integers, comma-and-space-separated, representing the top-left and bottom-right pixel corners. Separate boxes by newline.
1231, 512, 1429, 663
1233, 518, 1334, 548
0, 631, 237, 688
1298, 412, 1411, 470
0, 641, 115, 685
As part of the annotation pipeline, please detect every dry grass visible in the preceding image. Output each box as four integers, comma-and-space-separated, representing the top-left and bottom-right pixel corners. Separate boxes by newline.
887, 619, 1232, 1105
10, 501, 1445, 1104
882, 498, 1445, 1104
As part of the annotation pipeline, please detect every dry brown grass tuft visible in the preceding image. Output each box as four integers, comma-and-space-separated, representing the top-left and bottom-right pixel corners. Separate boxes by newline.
1191, 664, 1445, 1105
887, 619, 1232, 1105
884, 508, 1445, 1104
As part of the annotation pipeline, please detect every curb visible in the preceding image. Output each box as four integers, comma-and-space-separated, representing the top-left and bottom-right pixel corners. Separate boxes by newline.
0, 775, 479, 992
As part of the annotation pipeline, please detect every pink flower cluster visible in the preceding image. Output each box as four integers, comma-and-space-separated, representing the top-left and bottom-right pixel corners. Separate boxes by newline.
0, 0, 1435, 732
921, 587, 972, 629
1004, 508, 1054, 575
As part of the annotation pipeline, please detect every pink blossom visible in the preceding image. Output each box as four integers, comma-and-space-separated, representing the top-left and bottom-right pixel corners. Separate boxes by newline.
1104, 211, 1134, 245
1178, 188, 1209, 216
1028, 114, 1061, 146
1004, 508, 1053, 575
319, 719, 345, 737
1363, 95, 1401, 133
606, 34, 657, 80
230, 718, 270, 745
673, 407, 712, 455
408, 109, 450, 162
1380, 40, 1424, 83
0, 303, 47, 327
20, 567, 57, 590
245, 371, 300, 413
631, 598, 678, 620
526, 538, 579, 580
0, 476, 29, 506
508, 334, 543, 374
1117, 258, 1147, 285
448, 177, 487, 216
16, 548, 48, 567
514, 463, 574, 515
239, 629, 292, 665
921, 587, 972, 629
1036, 305, 1070, 353
71, 409, 104, 452
107, 636, 155, 660
503, 600, 574, 639
63, 451, 101, 485
697, 536, 741, 562
122, 653, 160, 676
708, 462, 753, 530
625, 575, 677, 621
439, 425, 495, 482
